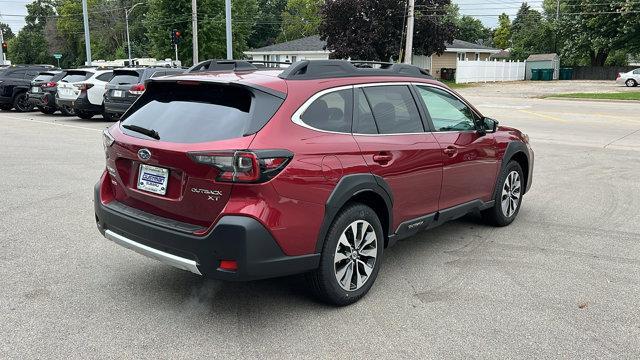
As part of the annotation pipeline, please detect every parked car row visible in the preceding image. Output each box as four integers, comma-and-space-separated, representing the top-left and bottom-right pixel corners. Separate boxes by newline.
0, 64, 184, 119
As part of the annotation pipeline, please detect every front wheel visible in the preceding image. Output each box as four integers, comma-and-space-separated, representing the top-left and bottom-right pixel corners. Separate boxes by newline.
482, 161, 524, 227
626, 79, 637, 87
307, 203, 384, 306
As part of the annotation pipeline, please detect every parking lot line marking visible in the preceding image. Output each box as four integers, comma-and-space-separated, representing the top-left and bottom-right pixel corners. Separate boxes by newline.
517, 110, 568, 123
1, 115, 103, 132
604, 128, 640, 149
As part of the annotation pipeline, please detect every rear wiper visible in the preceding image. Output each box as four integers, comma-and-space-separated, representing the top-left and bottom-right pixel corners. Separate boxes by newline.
122, 124, 160, 140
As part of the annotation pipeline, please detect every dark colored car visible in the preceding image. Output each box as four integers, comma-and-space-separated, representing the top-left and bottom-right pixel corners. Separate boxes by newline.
95, 60, 534, 305
27, 71, 65, 114
103, 67, 185, 120
0, 65, 57, 112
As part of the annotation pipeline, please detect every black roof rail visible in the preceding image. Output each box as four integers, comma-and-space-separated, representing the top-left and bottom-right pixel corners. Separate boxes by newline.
247, 60, 292, 68
187, 59, 258, 73
278, 60, 432, 80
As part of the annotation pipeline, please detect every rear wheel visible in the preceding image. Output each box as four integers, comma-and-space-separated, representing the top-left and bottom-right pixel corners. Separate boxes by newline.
39, 106, 56, 115
76, 110, 94, 119
482, 161, 524, 226
307, 203, 384, 306
13, 93, 34, 112
625, 79, 637, 87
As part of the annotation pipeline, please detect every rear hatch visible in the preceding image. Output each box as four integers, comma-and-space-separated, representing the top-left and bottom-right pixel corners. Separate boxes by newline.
57, 70, 92, 100
30, 72, 56, 94
104, 80, 286, 228
105, 69, 144, 104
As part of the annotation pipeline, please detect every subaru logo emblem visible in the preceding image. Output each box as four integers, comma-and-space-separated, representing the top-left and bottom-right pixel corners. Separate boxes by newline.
137, 148, 151, 161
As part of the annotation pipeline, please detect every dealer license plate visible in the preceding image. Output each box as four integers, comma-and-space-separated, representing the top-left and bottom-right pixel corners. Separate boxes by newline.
137, 164, 169, 195
32, 87, 40, 93
112, 90, 124, 98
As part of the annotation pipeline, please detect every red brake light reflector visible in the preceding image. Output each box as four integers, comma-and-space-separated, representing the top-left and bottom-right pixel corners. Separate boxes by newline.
218, 260, 238, 271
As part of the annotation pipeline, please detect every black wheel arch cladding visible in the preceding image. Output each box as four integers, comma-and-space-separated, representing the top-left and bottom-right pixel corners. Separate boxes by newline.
315, 174, 393, 253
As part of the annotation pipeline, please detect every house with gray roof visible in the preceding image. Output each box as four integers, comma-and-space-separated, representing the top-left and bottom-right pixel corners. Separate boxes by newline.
244, 36, 500, 79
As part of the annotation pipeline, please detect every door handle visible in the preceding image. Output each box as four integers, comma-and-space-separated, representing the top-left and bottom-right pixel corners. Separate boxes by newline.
373, 152, 393, 164
443, 146, 457, 157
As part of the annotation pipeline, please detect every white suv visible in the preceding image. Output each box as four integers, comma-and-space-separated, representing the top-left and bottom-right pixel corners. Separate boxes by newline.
616, 68, 640, 87
56, 68, 113, 119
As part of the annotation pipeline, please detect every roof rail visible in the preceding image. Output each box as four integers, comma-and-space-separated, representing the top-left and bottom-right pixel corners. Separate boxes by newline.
247, 60, 293, 68
278, 60, 432, 80
187, 59, 258, 73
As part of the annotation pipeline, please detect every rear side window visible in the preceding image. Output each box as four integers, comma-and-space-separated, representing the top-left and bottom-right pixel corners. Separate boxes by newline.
121, 82, 284, 143
361, 85, 423, 134
62, 71, 90, 82
110, 71, 141, 85
300, 89, 353, 133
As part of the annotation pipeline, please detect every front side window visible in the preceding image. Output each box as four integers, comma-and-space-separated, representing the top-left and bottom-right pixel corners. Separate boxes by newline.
300, 89, 353, 133
416, 85, 477, 132
361, 85, 423, 134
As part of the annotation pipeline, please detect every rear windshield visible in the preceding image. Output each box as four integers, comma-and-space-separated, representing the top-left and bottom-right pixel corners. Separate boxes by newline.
120, 82, 284, 143
109, 70, 141, 85
61, 71, 91, 83
34, 74, 54, 82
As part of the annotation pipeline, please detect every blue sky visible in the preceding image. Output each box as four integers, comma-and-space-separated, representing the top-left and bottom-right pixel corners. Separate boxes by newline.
0, 0, 541, 34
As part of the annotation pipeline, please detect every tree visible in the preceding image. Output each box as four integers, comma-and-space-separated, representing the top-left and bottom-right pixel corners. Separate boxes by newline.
277, 0, 322, 42
7, 30, 49, 64
248, 0, 287, 48
509, 3, 554, 60
0, 23, 15, 40
145, 0, 258, 65
493, 13, 511, 49
25, 0, 57, 32
320, 0, 456, 62
556, 0, 640, 66
456, 15, 491, 45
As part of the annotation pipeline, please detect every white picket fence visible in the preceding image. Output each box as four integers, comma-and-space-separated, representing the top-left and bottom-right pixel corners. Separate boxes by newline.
455, 59, 526, 84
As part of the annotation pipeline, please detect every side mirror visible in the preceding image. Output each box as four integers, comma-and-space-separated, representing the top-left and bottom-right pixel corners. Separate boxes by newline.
480, 117, 498, 133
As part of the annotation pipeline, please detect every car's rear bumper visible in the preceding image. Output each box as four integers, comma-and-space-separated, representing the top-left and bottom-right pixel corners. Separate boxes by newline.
73, 93, 103, 114
103, 99, 133, 117
94, 178, 320, 280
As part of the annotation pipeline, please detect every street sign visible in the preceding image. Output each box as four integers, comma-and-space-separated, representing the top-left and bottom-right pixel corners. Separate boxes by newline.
53, 53, 62, 59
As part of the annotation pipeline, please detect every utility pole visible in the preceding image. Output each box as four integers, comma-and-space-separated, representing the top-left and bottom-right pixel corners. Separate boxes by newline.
125, 3, 144, 67
556, 0, 560, 20
81, 0, 92, 65
192, 0, 198, 65
403, 0, 415, 64
0, 30, 4, 65
225, 0, 233, 60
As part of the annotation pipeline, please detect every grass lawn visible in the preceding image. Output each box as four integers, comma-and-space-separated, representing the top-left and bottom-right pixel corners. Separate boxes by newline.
549, 92, 640, 101
440, 80, 474, 89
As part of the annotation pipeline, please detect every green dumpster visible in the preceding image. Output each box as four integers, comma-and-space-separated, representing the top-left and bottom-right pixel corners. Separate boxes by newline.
541, 68, 554, 81
559, 68, 573, 80
531, 69, 541, 81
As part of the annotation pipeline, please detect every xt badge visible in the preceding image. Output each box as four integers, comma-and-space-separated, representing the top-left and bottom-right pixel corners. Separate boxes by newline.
191, 188, 222, 201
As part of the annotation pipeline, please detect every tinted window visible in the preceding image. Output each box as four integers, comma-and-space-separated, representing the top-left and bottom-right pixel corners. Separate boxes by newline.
51, 72, 66, 82
121, 82, 284, 143
110, 71, 141, 85
26, 70, 40, 78
61, 71, 91, 83
34, 74, 54, 82
362, 85, 423, 134
150, 71, 166, 78
633, 69, 640, 74
416, 85, 476, 131
354, 88, 378, 134
96, 72, 113, 82
300, 89, 353, 133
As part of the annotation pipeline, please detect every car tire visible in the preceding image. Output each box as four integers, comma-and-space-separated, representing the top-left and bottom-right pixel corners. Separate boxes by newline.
307, 203, 384, 306
0, 104, 12, 111
625, 79, 637, 87
102, 111, 114, 122
13, 93, 34, 112
76, 111, 94, 120
482, 160, 524, 227
59, 106, 75, 116
39, 107, 56, 115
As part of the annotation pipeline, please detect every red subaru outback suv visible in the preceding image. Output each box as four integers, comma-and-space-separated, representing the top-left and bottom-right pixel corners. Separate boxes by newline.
95, 60, 533, 305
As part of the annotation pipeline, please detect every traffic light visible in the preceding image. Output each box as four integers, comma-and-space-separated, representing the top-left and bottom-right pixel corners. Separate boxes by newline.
171, 29, 182, 45
1, 42, 7, 52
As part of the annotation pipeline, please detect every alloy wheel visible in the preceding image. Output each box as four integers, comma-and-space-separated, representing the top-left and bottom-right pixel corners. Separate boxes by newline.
501, 171, 521, 217
626, 79, 637, 87
15, 95, 31, 112
334, 220, 377, 291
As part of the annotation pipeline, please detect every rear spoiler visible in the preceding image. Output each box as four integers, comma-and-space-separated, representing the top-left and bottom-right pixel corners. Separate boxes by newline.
144, 77, 287, 100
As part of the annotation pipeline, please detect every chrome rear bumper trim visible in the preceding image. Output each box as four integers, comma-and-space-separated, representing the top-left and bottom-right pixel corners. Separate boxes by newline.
105, 230, 202, 275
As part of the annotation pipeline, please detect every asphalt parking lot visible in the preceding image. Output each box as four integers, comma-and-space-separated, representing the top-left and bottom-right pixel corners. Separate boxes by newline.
1, 88, 639, 358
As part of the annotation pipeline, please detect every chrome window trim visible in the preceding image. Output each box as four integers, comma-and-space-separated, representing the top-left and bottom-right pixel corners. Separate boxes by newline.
291, 81, 480, 136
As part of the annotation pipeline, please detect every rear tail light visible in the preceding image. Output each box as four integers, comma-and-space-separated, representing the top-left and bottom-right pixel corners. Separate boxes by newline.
218, 260, 238, 272
75, 83, 94, 91
189, 150, 293, 183
45, 81, 57, 87
129, 83, 145, 95
617, 73, 621, 79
